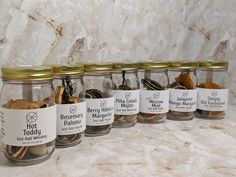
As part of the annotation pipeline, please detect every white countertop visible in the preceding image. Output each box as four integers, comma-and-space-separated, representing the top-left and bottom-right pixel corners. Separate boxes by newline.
1, 105, 236, 177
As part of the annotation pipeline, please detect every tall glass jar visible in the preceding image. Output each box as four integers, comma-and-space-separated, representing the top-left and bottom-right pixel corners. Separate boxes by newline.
112, 63, 139, 128
138, 62, 169, 124
0, 66, 56, 165
53, 65, 86, 147
83, 64, 114, 136
195, 60, 229, 119
167, 61, 198, 121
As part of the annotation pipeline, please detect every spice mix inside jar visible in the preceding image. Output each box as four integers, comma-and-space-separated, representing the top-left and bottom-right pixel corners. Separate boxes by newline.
138, 61, 169, 124
196, 60, 229, 119
53, 65, 86, 147
83, 64, 114, 136
167, 61, 198, 121
112, 63, 139, 128
0, 66, 56, 165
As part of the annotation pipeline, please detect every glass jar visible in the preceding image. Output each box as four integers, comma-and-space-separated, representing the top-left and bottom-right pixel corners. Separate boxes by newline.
0, 66, 56, 165
112, 63, 139, 128
195, 60, 229, 119
83, 64, 114, 136
138, 62, 169, 124
167, 61, 198, 121
53, 65, 86, 147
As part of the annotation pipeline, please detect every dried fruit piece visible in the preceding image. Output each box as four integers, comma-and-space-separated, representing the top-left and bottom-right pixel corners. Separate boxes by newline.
198, 82, 221, 89
3, 99, 14, 108
114, 115, 123, 121
85, 89, 103, 98
118, 85, 132, 90
3, 99, 50, 109
124, 115, 137, 123
4, 100, 41, 109
168, 110, 193, 120
114, 114, 137, 125
29, 144, 48, 156
6, 145, 28, 160
139, 113, 163, 122
197, 82, 223, 119
169, 81, 180, 88
141, 78, 164, 90
36, 97, 50, 108
168, 81, 186, 89
175, 72, 195, 89
196, 109, 224, 119
57, 134, 80, 143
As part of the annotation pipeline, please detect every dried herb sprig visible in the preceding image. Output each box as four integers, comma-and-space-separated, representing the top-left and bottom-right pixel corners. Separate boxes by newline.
61, 76, 75, 104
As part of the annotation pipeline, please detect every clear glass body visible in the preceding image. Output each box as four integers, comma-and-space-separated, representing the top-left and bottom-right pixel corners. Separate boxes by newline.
53, 75, 85, 147
138, 69, 169, 124
0, 80, 55, 165
83, 72, 113, 136
167, 68, 197, 120
195, 68, 228, 119
112, 70, 139, 127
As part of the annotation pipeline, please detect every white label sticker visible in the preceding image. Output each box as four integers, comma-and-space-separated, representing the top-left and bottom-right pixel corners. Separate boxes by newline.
140, 90, 169, 114
114, 90, 140, 115
86, 97, 114, 126
57, 102, 86, 135
169, 89, 197, 112
0, 106, 56, 146
197, 88, 228, 111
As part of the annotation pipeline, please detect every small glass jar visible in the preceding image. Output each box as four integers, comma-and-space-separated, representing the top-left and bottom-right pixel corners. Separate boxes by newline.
138, 62, 169, 124
0, 66, 56, 165
195, 60, 229, 119
83, 64, 114, 136
112, 63, 139, 128
167, 61, 198, 121
53, 65, 86, 147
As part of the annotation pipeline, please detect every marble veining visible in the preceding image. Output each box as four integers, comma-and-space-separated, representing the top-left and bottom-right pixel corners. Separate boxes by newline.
0, 105, 236, 177
0, 0, 236, 103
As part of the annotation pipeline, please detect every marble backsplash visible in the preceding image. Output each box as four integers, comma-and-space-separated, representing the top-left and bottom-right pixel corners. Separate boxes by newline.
0, 0, 235, 103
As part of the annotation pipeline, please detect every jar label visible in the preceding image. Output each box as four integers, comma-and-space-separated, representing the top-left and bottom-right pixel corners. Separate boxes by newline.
169, 89, 197, 112
140, 90, 169, 114
86, 97, 114, 126
197, 88, 228, 111
114, 90, 140, 115
0, 106, 56, 146
56, 102, 86, 135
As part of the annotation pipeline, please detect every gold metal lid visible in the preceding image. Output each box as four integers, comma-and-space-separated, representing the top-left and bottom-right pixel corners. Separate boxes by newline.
2, 66, 53, 80
53, 64, 84, 75
139, 61, 168, 69
84, 63, 112, 72
112, 63, 138, 71
168, 61, 197, 69
198, 60, 229, 69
